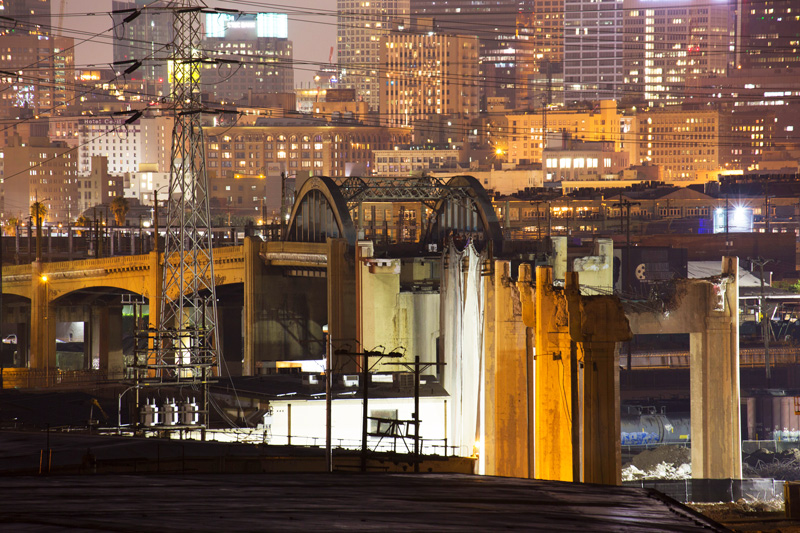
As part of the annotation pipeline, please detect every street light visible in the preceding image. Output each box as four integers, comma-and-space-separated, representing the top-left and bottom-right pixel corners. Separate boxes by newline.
322, 324, 332, 473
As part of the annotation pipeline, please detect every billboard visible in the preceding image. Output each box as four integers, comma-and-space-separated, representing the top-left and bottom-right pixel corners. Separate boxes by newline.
713, 206, 754, 234
205, 13, 288, 39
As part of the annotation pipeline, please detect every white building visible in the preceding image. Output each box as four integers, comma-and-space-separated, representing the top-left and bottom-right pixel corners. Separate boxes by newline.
373, 148, 462, 176
76, 116, 173, 177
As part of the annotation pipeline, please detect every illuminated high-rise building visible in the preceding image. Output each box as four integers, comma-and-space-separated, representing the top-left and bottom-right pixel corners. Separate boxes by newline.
623, 0, 734, 106
338, 0, 410, 111
0, 0, 50, 35
380, 31, 479, 127
202, 13, 293, 103
411, 0, 545, 110
739, 0, 800, 69
563, 0, 624, 103
111, 0, 173, 96
0, 33, 54, 117
53, 35, 74, 113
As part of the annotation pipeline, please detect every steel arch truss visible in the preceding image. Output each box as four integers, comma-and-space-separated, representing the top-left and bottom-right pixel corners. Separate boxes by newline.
285, 175, 502, 252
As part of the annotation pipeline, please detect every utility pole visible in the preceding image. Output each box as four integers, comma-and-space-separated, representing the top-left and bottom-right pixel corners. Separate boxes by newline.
384, 356, 446, 473
764, 182, 771, 234
340, 347, 403, 472
612, 197, 641, 250
323, 325, 333, 473
751, 257, 773, 383
126, 0, 220, 438
280, 171, 287, 239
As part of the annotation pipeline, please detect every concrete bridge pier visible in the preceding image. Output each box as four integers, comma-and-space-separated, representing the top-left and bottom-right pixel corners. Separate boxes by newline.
89, 305, 124, 377
627, 257, 741, 479
30, 261, 55, 371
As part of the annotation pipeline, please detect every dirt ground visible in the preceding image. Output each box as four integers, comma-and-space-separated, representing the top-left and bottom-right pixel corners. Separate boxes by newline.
690, 501, 800, 532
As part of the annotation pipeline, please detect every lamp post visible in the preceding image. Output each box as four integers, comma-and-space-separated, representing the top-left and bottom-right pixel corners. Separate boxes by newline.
322, 324, 333, 473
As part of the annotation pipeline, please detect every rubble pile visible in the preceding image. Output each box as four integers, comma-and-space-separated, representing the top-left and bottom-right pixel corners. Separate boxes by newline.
743, 447, 800, 481
622, 445, 692, 481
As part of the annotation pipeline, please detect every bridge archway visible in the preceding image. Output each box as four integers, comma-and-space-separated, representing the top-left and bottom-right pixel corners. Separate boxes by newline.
285, 176, 356, 244
425, 175, 503, 253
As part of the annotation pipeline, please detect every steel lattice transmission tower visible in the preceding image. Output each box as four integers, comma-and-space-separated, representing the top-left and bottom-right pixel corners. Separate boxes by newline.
155, 0, 219, 394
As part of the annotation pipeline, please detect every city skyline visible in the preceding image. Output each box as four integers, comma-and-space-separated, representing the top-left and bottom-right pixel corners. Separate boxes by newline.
56, 0, 337, 85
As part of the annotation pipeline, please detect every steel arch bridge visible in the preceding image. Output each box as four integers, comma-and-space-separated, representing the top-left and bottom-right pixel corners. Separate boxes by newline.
285, 175, 503, 253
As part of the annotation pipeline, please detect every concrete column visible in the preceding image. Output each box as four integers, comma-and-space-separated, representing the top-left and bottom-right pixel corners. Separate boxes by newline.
745, 397, 757, 441
482, 264, 497, 476
772, 396, 782, 435
90, 306, 107, 372
551, 236, 568, 283
689, 256, 741, 479
578, 300, 625, 485
580, 344, 620, 484
146, 251, 162, 331
243, 237, 265, 376
29, 262, 55, 372
487, 261, 529, 478
106, 305, 124, 378
15, 321, 28, 367
326, 238, 353, 353
534, 266, 575, 481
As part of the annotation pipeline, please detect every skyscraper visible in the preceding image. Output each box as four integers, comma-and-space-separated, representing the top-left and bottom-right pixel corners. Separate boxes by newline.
111, 0, 173, 96
622, 0, 734, 106
563, 0, 624, 104
338, 0, 410, 111
202, 13, 293, 103
380, 31, 479, 126
411, 0, 542, 110
0, 0, 50, 35
739, 0, 800, 69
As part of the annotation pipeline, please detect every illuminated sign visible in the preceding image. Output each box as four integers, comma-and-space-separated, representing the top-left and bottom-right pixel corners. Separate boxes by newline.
205, 13, 288, 39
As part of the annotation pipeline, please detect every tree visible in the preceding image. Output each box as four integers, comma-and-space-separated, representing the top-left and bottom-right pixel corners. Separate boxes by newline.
110, 196, 130, 226
75, 214, 91, 227
4, 217, 19, 236
30, 201, 47, 224
30, 202, 47, 261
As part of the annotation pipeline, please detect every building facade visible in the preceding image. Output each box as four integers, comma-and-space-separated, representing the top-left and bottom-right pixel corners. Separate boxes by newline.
639, 107, 776, 180
563, 0, 624, 103
379, 32, 480, 127
543, 135, 629, 182
76, 116, 172, 176
202, 13, 294, 103
738, 0, 800, 70
111, 0, 172, 97
338, 0, 410, 111
373, 148, 462, 176
0, 134, 78, 222
505, 100, 625, 164
203, 118, 412, 215
0, 33, 54, 118
622, 0, 734, 106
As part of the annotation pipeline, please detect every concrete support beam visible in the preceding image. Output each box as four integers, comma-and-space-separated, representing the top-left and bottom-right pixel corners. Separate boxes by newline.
30, 262, 55, 371
243, 237, 266, 376
326, 238, 354, 356
106, 305, 124, 378
485, 261, 530, 478
690, 257, 741, 479
626, 257, 741, 480
534, 266, 575, 482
